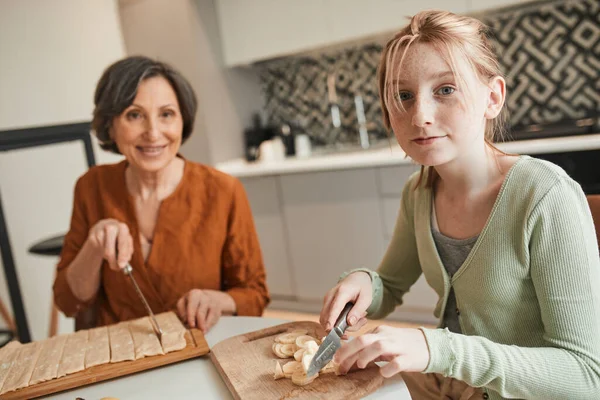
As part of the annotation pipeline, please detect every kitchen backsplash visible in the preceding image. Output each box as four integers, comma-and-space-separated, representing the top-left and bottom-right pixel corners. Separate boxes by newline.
258, 0, 599, 147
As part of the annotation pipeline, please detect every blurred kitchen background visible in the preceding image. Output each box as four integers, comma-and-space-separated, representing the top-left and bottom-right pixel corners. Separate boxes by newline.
0, 0, 598, 343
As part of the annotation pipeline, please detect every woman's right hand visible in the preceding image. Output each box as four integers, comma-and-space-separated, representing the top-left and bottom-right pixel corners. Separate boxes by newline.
320, 271, 373, 333
86, 218, 134, 271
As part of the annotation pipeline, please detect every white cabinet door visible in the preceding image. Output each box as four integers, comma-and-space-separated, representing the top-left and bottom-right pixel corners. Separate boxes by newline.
216, 0, 332, 66
241, 176, 295, 298
467, 0, 534, 13
327, 0, 469, 44
280, 169, 386, 302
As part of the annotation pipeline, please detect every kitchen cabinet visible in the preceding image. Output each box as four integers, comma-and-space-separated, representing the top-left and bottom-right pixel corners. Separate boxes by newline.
240, 176, 295, 298
216, 0, 471, 66
240, 163, 437, 323
279, 168, 386, 302
216, 0, 332, 66
467, 0, 534, 13
327, 0, 469, 44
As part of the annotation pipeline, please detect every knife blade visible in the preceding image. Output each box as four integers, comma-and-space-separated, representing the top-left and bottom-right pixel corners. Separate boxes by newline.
307, 302, 354, 377
123, 263, 163, 341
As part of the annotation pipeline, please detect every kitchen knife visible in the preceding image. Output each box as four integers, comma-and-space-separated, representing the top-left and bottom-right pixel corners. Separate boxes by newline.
307, 302, 354, 377
123, 263, 163, 341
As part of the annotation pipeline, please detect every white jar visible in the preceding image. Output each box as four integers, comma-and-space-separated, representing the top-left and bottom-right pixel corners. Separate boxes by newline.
294, 134, 312, 158
258, 137, 286, 163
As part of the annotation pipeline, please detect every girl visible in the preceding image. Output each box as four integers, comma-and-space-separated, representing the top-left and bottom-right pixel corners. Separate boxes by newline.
319, 10, 600, 400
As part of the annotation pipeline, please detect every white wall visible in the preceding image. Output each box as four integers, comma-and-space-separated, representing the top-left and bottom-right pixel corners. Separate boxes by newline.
0, 0, 126, 340
118, 0, 264, 165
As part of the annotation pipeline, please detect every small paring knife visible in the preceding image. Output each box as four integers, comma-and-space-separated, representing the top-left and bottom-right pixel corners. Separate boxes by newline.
122, 263, 163, 341
307, 302, 354, 377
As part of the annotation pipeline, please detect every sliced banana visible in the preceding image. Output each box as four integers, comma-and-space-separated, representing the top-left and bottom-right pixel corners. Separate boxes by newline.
282, 360, 301, 378
291, 369, 318, 386
320, 360, 336, 374
301, 351, 314, 373
274, 361, 285, 380
275, 332, 300, 344
294, 348, 305, 362
295, 335, 316, 349
272, 329, 325, 386
304, 340, 319, 355
272, 343, 289, 359
279, 343, 297, 357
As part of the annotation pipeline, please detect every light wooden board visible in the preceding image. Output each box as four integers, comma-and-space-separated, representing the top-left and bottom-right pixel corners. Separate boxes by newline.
210, 321, 384, 400
1, 329, 208, 400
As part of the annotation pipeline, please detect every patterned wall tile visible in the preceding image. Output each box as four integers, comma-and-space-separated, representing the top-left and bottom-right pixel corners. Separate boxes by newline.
258, 0, 599, 147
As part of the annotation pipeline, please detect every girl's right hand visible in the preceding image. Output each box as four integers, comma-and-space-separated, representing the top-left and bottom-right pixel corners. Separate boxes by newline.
86, 218, 134, 271
320, 271, 373, 333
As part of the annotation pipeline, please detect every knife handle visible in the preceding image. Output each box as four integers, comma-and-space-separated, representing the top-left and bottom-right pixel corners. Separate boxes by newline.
333, 302, 354, 336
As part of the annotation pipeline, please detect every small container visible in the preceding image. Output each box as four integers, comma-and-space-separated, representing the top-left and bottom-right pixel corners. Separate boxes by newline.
295, 134, 312, 158
258, 137, 286, 163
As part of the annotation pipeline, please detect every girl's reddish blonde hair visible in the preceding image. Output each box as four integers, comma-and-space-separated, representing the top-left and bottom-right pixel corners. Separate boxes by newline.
377, 10, 508, 187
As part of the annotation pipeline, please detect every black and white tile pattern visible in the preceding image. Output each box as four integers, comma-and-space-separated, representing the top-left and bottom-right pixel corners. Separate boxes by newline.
258, 0, 599, 146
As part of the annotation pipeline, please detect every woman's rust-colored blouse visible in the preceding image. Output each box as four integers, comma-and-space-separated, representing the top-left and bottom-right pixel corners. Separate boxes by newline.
53, 159, 270, 326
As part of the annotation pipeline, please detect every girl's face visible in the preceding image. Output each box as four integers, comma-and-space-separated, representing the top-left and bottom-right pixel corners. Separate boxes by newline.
111, 76, 183, 173
386, 42, 499, 167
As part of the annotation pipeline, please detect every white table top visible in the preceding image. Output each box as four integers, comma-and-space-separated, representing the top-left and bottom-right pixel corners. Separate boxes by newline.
41, 317, 411, 400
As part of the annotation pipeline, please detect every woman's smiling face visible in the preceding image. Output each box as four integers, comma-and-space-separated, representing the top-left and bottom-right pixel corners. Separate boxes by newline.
385, 42, 491, 167
111, 76, 183, 172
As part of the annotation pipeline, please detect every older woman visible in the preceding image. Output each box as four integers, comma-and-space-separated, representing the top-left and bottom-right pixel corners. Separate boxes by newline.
53, 56, 270, 333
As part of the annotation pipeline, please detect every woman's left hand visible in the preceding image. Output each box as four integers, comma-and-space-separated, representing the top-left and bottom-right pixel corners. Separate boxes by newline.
334, 326, 430, 377
176, 289, 236, 333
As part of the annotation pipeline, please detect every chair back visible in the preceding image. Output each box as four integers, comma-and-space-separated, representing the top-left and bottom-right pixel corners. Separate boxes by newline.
586, 194, 600, 246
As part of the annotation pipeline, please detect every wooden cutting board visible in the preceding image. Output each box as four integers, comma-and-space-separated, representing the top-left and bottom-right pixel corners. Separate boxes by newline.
1, 329, 209, 400
210, 321, 384, 400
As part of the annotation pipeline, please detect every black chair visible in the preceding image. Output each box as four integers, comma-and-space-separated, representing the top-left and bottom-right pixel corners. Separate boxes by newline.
0, 122, 95, 342
28, 234, 65, 337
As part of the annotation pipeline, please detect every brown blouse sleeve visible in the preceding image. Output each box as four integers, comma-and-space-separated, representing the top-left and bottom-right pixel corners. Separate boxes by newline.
221, 179, 270, 316
53, 176, 96, 317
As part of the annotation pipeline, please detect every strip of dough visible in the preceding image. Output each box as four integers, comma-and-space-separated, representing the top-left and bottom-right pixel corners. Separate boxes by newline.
0, 342, 22, 393
0, 341, 42, 394
128, 317, 164, 359
156, 312, 187, 353
57, 330, 88, 378
29, 334, 68, 385
85, 326, 110, 368
108, 321, 135, 363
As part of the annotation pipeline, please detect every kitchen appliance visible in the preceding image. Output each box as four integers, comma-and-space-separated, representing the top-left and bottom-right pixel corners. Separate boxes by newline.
278, 123, 296, 156
506, 116, 599, 141
244, 114, 276, 162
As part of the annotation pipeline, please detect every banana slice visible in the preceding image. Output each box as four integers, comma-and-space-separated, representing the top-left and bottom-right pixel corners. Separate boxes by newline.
275, 332, 300, 344
295, 335, 316, 349
304, 340, 319, 355
301, 351, 314, 373
272, 343, 289, 359
274, 361, 285, 379
280, 343, 297, 357
294, 348, 305, 362
282, 361, 301, 378
291, 369, 318, 386
321, 360, 336, 374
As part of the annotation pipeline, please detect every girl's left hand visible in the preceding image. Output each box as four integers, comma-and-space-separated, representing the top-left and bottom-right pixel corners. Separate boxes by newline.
176, 289, 236, 333
334, 326, 430, 377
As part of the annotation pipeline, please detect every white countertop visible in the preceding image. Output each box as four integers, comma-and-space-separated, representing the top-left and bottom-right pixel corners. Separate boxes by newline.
42, 316, 411, 400
215, 133, 600, 178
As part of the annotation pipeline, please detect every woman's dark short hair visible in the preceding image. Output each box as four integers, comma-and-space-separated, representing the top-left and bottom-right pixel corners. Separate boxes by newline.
92, 56, 197, 154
